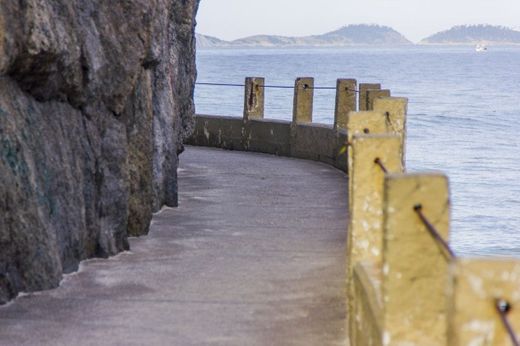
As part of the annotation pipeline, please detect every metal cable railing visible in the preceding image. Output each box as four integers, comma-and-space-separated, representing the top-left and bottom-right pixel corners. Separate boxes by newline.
198, 79, 519, 344
195, 82, 360, 92
195, 82, 245, 87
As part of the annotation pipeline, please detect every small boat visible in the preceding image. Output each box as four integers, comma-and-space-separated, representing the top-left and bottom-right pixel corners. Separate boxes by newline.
475, 43, 488, 52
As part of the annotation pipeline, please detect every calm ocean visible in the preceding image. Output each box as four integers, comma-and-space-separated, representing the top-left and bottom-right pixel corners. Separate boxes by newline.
194, 46, 520, 257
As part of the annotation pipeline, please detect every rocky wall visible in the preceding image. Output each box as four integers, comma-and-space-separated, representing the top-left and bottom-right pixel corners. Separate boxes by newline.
0, 0, 199, 303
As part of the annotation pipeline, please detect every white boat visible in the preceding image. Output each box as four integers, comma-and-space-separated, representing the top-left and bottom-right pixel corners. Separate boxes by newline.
475, 43, 488, 52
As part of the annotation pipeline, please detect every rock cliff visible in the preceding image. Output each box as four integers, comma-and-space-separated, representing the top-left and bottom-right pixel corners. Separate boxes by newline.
0, 0, 199, 304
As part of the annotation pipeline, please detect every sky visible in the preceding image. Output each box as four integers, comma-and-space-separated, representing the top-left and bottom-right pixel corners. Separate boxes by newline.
196, 0, 520, 43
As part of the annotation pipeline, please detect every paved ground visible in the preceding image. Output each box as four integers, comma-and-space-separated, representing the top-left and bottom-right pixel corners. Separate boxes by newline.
0, 146, 349, 346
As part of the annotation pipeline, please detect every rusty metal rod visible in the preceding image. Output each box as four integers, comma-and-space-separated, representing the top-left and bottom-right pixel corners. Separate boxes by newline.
374, 158, 389, 174
345, 87, 360, 93
413, 204, 456, 259
495, 299, 520, 346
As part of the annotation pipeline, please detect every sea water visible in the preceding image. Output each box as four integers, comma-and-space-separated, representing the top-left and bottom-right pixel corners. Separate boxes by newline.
195, 46, 520, 257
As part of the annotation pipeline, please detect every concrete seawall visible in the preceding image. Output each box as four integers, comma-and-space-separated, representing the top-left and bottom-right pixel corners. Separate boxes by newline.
188, 115, 348, 172
188, 115, 347, 172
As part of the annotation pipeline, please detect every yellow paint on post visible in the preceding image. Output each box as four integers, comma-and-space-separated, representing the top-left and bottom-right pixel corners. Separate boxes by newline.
367, 89, 391, 111
243, 77, 265, 121
448, 258, 520, 346
359, 83, 381, 111
382, 173, 451, 345
373, 97, 408, 167
334, 79, 357, 130
292, 77, 314, 123
347, 134, 403, 342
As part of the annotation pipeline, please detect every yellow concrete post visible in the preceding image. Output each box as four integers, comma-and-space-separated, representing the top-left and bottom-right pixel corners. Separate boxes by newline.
292, 77, 314, 123
243, 77, 265, 121
348, 134, 403, 275
367, 89, 391, 111
359, 83, 381, 111
346, 111, 407, 207
334, 79, 357, 130
373, 97, 408, 166
448, 259, 520, 346
347, 135, 403, 335
382, 173, 451, 345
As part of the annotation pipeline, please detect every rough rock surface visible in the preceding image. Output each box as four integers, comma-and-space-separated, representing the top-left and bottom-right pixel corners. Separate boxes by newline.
0, 0, 199, 304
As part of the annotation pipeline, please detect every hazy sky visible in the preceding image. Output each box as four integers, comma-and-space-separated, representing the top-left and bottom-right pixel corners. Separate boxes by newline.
196, 0, 519, 42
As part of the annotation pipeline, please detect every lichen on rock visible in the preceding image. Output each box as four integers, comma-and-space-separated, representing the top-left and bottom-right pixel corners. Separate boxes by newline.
0, 0, 200, 304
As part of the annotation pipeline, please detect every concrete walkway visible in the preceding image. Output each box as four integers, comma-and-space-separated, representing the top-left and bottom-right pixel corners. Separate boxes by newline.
0, 146, 348, 346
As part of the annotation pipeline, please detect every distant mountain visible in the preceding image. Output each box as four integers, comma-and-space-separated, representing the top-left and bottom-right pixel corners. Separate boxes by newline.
420, 25, 520, 45
317, 25, 411, 45
195, 34, 228, 49
196, 25, 412, 49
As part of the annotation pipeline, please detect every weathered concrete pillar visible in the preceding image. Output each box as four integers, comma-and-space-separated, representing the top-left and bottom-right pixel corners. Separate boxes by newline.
448, 259, 520, 346
243, 77, 265, 121
373, 97, 408, 166
348, 134, 403, 273
367, 89, 391, 111
347, 134, 403, 338
346, 111, 405, 206
292, 77, 314, 123
359, 83, 381, 111
382, 173, 450, 345
334, 79, 357, 130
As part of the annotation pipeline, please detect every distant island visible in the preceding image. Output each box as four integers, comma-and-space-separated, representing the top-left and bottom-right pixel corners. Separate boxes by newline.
198, 24, 520, 49
420, 25, 520, 45
196, 24, 412, 49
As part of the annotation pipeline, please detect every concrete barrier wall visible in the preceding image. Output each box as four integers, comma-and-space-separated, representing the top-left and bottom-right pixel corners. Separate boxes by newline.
187, 114, 349, 172
190, 115, 244, 151
191, 77, 520, 346
246, 119, 291, 157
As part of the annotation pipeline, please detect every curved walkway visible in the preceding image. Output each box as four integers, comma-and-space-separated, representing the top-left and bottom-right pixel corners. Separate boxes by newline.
0, 146, 348, 346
